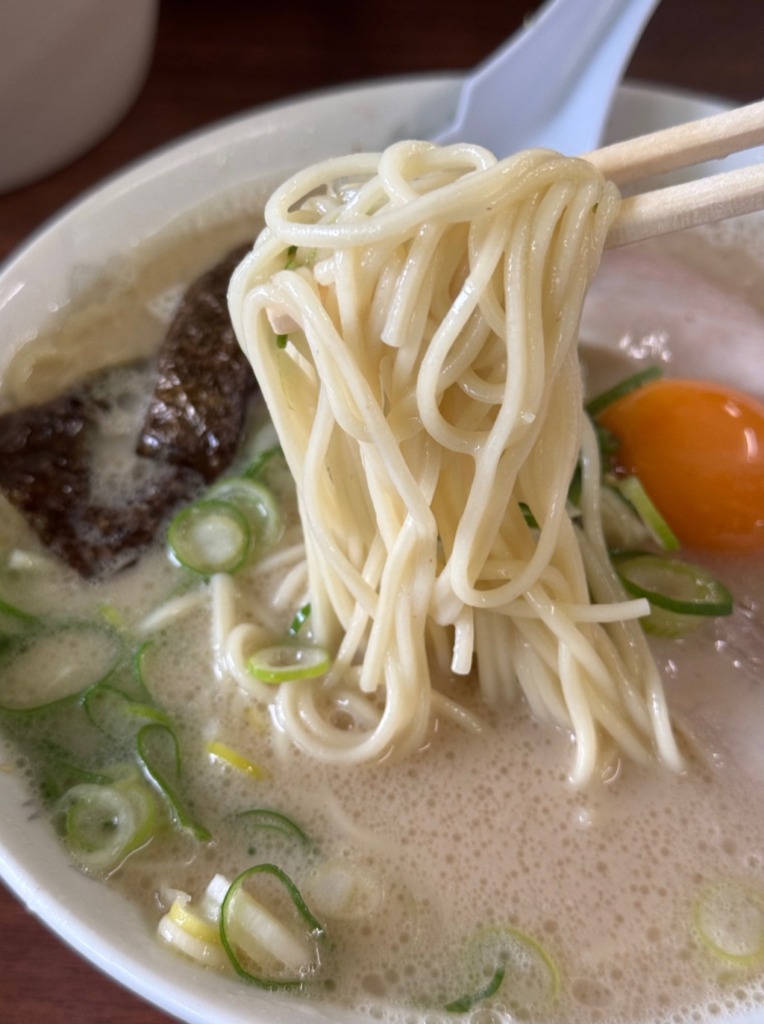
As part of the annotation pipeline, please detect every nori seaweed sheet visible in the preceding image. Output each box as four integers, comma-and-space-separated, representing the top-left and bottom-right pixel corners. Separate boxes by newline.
0, 373, 203, 577
136, 243, 257, 481
0, 245, 258, 577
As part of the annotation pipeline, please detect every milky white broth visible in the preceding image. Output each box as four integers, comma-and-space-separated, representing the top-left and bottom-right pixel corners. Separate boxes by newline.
1, 211, 764, 1024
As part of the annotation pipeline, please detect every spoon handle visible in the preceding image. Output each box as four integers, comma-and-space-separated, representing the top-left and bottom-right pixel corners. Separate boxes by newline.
435, 0, 662, 157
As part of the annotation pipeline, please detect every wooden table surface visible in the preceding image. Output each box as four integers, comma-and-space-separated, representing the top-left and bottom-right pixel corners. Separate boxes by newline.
1, 0, 762, 1020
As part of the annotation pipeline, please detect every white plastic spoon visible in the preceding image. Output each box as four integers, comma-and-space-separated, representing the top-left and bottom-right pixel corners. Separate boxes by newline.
434, 0, 662, 157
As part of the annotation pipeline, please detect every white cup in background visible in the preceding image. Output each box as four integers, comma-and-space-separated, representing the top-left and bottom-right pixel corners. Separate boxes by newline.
0, 0, 159, 194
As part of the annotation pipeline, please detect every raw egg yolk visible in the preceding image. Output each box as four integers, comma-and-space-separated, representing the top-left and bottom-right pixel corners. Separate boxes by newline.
598, 378, 764, 553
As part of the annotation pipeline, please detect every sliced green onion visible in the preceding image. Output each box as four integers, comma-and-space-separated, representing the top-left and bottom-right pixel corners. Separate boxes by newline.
83, 681, 172, 738
168, 894, 221, 945
137, 723, 212, 841
236, 809, 313, 850
98, 603, 126, 630
247, 645, 330, 685
134, 639, 160, 700
586, 365, 664, 417
693, 880, 764, 966
219, 864, 324, 989
115, 773, 162, 847
244, 444, 283, 481
83, 679, 134, 729
275, 333, 288, 349
599, 483, 651, 551
57, 776, 158, 873
615, 474, 680, 551
38, 753, 112, 804
519, 502, 539, 530
207, 739, 268, 780
205, 477, 281, 556
0, 621, 123, 712
0, 596, 38, 626
288, 604, 311, 637
448, 925, 560, 1013
167, 499, 250, 575
614, 554, 733, 619
158, 893, 228, 969
445, 965, 506, 1013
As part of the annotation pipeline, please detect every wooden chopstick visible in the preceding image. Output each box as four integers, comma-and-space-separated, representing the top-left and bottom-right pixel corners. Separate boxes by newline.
604, 163, 764, 248
583, 98, 764, 248
586, 98, 764, 184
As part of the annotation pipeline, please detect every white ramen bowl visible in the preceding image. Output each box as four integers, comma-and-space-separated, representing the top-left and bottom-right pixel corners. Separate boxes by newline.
0, 75, 761, 1024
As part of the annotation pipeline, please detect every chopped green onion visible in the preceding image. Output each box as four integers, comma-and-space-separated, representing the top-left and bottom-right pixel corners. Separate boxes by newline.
599, 483, 652, 550
284, 245, 298, 269
167, 499, 250, 575
519, 502, 539, 529
445, 965, 506, 1013
448, 925, 560, 1013
134, 640, 159, 699
219, 864, 324, 989
615, 474, 680, 551
247, 644, 330, 684
0, 621, 123, 712
236, 809, 313, 849
586, 365, 664, 417
137, 723, 212, 841
38, 753, 113, 804
57, 775, 159, 874
0, 596, 38, 626
83, 681, 172, 738
693, 880, 764, 966
205, 476, 281, 556
168, 894, 221, 945
207, 739, 268, 780
98, 603, 126, 630
275, 333, 288, 349
244, 444, 283, 481
288, 604, 311, 636
158, 893, 228, 969
614, 553, 733, 623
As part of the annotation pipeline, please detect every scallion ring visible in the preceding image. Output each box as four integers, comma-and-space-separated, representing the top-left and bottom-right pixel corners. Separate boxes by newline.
616, 475, 680, 551
57, 776, 158, 873
137, 723, 212, 841
288, 603, 312, 636
247, 645, 330, 684
167, 499, 250, 576
244, 444, 283, 481
0, 596, 38, 626
83, 681, 172, 737
0, 620, 123, 713
586, 365, 664, 416
446, 925, 560, 1013
206, 739, 268, 780
236, 809, 313, 850
445, 965, 506, 1013
219, 863, 325, 989
206, 476, 281, 555
614, 554, 733, 617
693, 880, 764, 966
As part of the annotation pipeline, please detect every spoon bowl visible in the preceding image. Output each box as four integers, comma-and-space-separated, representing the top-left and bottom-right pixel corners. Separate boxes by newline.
434, 0, 662, 156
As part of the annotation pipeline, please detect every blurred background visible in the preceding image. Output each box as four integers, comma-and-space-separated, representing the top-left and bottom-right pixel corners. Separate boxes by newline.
0, 0, 761, 263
